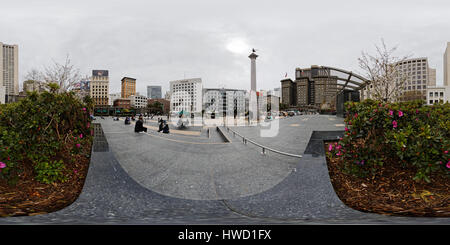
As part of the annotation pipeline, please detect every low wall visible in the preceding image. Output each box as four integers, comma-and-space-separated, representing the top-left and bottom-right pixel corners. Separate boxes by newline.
216, 127, 232, 143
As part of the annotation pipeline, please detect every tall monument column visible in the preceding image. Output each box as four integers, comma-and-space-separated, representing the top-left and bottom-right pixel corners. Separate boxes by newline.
248, 51, 258, 124
249, 52, 258, 91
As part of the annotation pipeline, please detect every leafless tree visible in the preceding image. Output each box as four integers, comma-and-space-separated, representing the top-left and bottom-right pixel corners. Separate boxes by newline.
358, 39, 411, 102
23, 68, 46, 92
24, 68, 44, 82
42, 54, 82, 93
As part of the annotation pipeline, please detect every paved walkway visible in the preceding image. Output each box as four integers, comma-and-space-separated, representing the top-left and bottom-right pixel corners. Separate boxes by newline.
1, 117, 448, 224
226, 114, 346, 155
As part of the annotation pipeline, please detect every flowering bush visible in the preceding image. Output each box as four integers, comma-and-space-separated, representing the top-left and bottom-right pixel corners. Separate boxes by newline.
327, 99, 450, 183
0, 88, 93, 184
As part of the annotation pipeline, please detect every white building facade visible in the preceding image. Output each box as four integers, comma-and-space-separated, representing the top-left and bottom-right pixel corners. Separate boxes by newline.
427, 86, 450, 105
109, 92, 121, 106
129, 94, 148, 108
203, 88, 246, 117
169, 78, 202, 116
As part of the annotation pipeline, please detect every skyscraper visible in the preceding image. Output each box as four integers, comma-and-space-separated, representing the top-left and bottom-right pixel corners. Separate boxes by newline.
444, 42, 450, 86
121, 77, 136, 98
90, 70, 109, 106
169, 78, 202, 116
395, 57, 434, 101
147, 85, 162, 99
0, 42, 19, 103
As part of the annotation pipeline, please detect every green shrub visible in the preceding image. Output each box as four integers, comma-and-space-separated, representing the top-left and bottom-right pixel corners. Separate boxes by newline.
327, 99, 450, 183
34, 159, 67, 184
0, 90, 93, 184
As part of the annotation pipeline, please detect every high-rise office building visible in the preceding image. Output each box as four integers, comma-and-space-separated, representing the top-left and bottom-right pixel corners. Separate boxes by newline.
147, 85, 162, 99
281, 66, 338, 108
121, 77, 136, 98
169, 78, 202, 116
0, 86, 5, 104
395, 58, 434, 101
203, 88, 246, 117
0, 42, 19, 103
90, 70, 109, 106
428, 68, 436, 87
444, 42, 450, 86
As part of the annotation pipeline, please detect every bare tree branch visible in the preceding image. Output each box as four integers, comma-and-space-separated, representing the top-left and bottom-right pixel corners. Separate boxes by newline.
359, 39, 411, 102
42, 54, 82, 93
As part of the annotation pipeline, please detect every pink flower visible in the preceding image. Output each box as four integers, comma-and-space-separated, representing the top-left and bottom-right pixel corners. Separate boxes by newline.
444, 151, 448, 154
392, 120, 398, 128
416, 109, 419, 114
82, 108, 86, 111
87, 122, 90, 128
354, 113, 358, 118
7, 156, 10, 161
336, 145, 342, 150
0, 162, 6, 168
79, 134, 83, 139
360, 160, 365, 165
447, 161, 450, 169
74, 169, 78, 174
328, 144, 333, 152
336, 152, 342, 156
76, 143, 81, 148
389, 110, 393, 116
345, 127, 349, 131
398, 111, 403, 117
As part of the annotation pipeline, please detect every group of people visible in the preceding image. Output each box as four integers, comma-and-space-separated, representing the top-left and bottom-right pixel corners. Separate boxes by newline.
114, 115, 169, 134
157, 118, 170, 134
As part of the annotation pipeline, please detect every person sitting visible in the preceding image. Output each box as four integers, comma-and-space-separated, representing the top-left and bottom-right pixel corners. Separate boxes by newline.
134, 116, 147, 133
162, 121, 169, 134
158, 119, 164, 132
125, 117, 131, 125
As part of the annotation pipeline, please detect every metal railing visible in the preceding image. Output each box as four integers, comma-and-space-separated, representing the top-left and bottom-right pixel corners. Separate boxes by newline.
225, 126, 302, 158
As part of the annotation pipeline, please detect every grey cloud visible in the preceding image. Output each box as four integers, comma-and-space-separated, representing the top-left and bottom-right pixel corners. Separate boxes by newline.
1, 0, 450, 94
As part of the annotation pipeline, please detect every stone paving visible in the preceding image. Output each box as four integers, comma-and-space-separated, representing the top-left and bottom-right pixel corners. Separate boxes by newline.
227, 114, 346, 155
0, 116, 449, 224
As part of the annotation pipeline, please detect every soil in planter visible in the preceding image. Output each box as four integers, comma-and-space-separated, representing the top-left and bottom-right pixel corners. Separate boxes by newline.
0, 140, 92, 217
324, 141, 450, 217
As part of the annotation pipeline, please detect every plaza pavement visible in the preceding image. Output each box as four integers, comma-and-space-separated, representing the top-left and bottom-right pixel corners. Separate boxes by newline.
0, 116, 449, 224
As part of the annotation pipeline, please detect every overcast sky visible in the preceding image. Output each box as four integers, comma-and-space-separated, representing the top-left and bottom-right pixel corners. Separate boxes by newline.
1, 0, 450, 95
